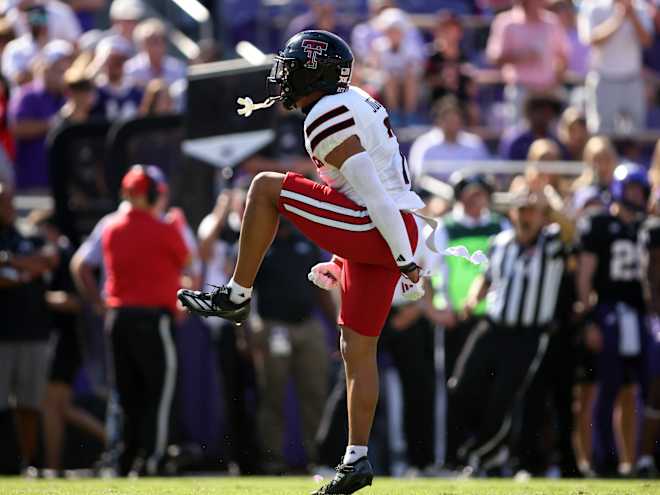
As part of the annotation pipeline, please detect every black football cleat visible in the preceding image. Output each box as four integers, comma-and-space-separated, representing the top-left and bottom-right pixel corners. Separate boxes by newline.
177, 285, 250, 325
312, 457, 373, 495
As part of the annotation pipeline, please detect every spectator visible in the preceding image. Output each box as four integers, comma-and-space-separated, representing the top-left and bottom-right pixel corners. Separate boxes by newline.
526, 137, 562, 185
425, 11, 479, 125
578, 0, 653, 133
478, 0, 515, 11
572, 135, 619, 199
431, 172, 509, 469
90, 35, 143, 120
0, 15, 15, 58
8, 39, 72, 191
370, 8, 425, 125
66, 0, 105, 32
643, 0, 660, 77
56, 67, 96, 124
486, 0, 570, 125
284, 0, 347, 42
0, 182, 59, 474
547, 0, 590, 81
26, 210, 106, 472
106, 0, 145, 52
525, 138, 576, 242
557, 107, 589, 161
2, 4, 48, 87
498, 92, 564, 160
5, 0, 81, 44
409, 96, 490, 181
125, 18, 187, 88
138, 78, 174, 116
251, 220, 334, 474
350, 0, 395, 64
650, 139, 660, 191
197, 188, 261, 473
101, 165, 189, 476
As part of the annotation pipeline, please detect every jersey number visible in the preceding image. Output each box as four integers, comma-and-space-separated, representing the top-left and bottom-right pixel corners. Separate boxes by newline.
383, 117, 410, 185
610, 240, 639, 281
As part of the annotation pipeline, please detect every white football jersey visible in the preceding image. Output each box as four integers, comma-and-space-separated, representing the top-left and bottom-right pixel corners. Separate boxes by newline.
302, 85, 425, 211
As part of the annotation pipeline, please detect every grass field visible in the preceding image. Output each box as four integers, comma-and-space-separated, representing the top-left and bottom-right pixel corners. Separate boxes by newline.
1, 477, 660, 495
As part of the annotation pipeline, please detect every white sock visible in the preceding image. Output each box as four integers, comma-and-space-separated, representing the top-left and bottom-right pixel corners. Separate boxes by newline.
343, 445, 368, 465
637, 455, 654, 468
227, 278, 252, 304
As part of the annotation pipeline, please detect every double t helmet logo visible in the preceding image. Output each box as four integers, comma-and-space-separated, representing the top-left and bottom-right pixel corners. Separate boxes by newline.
301, 39, 328, 69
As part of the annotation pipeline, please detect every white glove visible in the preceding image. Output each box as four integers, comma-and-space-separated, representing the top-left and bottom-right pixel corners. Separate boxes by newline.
308, 261, 342, 291
398, 268, 431, 302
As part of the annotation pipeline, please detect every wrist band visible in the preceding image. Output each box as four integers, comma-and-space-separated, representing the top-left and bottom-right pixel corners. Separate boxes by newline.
399, 262, 419, 275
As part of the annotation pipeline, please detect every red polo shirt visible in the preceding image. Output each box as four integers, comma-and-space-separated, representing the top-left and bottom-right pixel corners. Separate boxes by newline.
102, 207, 189, 313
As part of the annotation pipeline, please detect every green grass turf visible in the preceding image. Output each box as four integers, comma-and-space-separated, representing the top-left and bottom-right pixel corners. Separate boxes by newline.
1, 477, 659, 495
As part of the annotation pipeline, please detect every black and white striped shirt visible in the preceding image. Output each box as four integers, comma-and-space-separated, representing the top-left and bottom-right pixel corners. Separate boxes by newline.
485, 224, 565, 329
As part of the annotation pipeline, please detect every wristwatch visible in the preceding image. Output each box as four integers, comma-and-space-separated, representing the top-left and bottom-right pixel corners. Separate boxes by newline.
0, 250, 11, 265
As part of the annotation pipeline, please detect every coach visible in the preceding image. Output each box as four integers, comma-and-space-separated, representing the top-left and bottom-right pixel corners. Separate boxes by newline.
102, 165, 189, 476
447, 180, 565, 474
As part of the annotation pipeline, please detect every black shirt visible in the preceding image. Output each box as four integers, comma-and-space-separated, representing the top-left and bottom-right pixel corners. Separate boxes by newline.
0, 225, 50, 341
577, 212, 645, 310
254, 227, 323, 323
425, 47, 471, 104
49, 236, 77, 333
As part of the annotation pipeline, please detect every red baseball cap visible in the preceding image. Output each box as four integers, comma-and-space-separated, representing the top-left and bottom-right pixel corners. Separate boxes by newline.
121, 165, 168, 197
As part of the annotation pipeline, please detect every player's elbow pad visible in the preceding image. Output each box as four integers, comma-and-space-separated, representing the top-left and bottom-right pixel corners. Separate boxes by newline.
341, 151, 414, 267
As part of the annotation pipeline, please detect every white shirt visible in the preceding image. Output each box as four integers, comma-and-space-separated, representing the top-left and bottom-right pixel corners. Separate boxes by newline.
371, 31, 425, 75
408, 128, 490, 181
578, 0, 653, 77
6, 0, 81, 44
124, 53, 187, 87
1, 34, 38, 85
303, 85, 425, 211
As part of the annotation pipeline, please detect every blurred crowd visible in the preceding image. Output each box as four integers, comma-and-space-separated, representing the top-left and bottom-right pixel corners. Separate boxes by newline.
2, 0, 660, 483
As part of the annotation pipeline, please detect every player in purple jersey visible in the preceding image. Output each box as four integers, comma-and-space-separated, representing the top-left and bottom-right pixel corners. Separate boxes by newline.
575, 163, 650, 476
637, 206, 660, 477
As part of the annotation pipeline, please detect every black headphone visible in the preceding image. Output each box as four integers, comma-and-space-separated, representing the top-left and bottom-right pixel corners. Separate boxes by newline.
130, 164, 159, 205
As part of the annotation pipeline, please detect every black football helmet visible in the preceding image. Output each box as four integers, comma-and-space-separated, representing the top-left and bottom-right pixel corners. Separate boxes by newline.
267, 30, 354, 110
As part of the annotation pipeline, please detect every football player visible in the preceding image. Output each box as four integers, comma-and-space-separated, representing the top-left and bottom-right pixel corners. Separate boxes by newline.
178, 31, 426, 494
637, 193, 660, 477
575, 163, 650, 476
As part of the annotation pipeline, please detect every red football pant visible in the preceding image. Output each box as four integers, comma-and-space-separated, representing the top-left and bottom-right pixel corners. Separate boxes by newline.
277, 172, 418, 336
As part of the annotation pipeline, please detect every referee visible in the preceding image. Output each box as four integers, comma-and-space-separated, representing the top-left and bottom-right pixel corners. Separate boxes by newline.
448, 181, 565, 473
102, 165, 189, 476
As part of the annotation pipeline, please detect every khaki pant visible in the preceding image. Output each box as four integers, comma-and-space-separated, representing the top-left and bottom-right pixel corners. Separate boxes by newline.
253, 318, 329, 467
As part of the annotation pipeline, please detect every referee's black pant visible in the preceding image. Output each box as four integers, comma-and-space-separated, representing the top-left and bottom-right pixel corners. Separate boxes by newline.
447, 320, 549, 470
444, 316, 480, 467
107, 308, 177, 476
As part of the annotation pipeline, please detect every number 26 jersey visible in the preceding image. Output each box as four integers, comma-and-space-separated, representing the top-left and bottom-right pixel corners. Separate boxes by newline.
576, 211, 645, 310
302, 85, 425, 212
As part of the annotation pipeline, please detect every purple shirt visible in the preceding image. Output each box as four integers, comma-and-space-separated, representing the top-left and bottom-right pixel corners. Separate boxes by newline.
8, 82, 64, 190
498, 126, 567, 160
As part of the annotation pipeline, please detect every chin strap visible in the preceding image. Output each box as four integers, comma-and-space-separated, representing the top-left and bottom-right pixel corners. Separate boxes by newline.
236, 96, 281, 117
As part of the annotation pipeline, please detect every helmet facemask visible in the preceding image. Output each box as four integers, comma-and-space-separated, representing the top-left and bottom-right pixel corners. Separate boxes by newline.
267, 55, 310, 110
